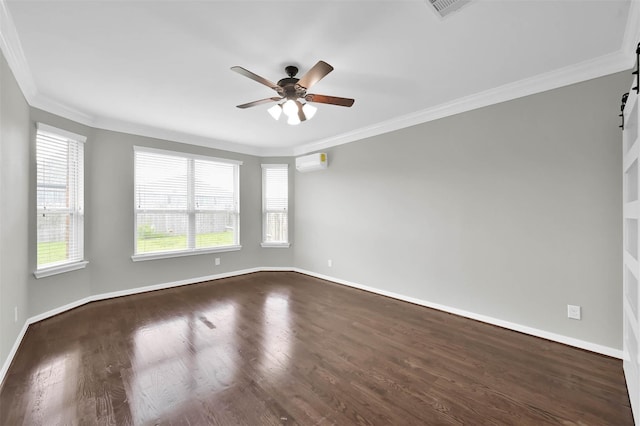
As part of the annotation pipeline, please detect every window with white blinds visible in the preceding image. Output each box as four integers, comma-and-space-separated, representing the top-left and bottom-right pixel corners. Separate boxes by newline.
133, 146, 242, 259
262, 164, 289, 247
36, 123, 86, 275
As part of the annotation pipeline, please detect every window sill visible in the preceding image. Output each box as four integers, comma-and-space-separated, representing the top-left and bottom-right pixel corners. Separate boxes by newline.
261, 242, 291, 248
34, 260, 89, 279
131, 245, 242, 262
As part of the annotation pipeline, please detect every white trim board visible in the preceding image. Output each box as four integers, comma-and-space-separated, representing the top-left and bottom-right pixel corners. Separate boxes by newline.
0, 266, 290, 386
292, 268, 623, 359
0, 321, 29, 388
292, 51, 633, 156
0, 266, 622, 388
622, 0, 640, 60
0, 0, 35, 100
0, 0, 636, 158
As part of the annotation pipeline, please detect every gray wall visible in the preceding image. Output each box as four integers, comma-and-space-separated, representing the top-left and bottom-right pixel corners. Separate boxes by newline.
27, 110, 94, 316
85, 129, 294, 299
27, 109, 295, 315
0, 45, 295, 370
0, 40, 629, 372
295, 72, 629, 350
0, 51, 30, 365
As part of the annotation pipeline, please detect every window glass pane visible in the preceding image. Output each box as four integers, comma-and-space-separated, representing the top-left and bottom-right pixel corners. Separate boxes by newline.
262, 165, 288, 244
194, 160, 236, 211
37, 212, 70, 266
37, 137, 70, 209
136, 152, 188, 210
265, 212, 288, 243
195, 212, 237, 248
134, 148, 240, 256
36, 126, 84, 269
136, 213, 188, 253
264, 167, 288, 211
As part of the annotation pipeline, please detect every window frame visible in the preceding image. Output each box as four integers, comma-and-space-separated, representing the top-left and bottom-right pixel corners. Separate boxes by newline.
132, 146, 242, 262
34, 123, 88, 279
261, 163, 290, 248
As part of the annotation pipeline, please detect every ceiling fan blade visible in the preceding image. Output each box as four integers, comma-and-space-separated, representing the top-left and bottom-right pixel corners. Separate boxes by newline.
305, 94, 355, 107
231, 66, 279, 91
236, 97, 282, 109
297, 61, 334, 90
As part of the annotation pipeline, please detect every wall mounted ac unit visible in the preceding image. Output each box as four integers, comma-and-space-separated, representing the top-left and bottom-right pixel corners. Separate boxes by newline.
426, 0, 471, 18
296, 153, 328, 172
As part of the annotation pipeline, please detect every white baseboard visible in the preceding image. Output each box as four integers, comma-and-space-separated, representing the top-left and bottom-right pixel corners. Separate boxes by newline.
293, 268, 623, 359
1, 266, 621, 387
26, 267, 272, 324
1, 266, 292, 385
0, 321, 29, 387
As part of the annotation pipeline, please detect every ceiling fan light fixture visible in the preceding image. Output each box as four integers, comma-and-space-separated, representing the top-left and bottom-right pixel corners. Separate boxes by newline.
282, 99, 298, 118
232, 61, 354, 125
302, 103, 317, 120
267, 104, 282, 120
287, 114, 301, 126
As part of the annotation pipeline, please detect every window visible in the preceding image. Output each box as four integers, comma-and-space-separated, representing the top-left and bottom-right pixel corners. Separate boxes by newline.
35, 123, 87, 278
133, 146, 241, 260
261, 164, 289, 247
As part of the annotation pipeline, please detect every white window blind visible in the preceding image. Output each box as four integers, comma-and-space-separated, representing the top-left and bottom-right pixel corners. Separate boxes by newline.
36, 123, 85, 271
262, 164, 289, 245
134, 147, 241, 257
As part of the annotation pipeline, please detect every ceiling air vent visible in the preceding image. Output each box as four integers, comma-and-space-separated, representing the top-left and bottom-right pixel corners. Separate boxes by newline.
427, 0, 471, 18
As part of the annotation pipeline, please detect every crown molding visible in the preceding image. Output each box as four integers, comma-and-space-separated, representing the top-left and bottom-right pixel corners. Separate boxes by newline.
0, 0, 36, 100
622, 0, 640, 62
293, 50, 632, 156
90, 115, 282, 157
0, 0, 94, 125
33, 94, 293, 157
0, 0, 266, 157
33, 95, 288, 157
1, 0, 637, 159
30, 93, 95, 126
25, 49, 636, 159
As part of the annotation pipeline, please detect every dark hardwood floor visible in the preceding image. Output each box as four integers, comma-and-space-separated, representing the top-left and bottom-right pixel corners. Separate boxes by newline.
0, 271, 633, 425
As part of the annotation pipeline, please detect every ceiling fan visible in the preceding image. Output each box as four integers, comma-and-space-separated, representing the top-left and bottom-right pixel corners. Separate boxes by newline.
231, 60, 355, 125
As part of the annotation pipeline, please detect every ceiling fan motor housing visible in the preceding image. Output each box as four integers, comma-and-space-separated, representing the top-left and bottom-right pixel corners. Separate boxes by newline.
277, 77, 306, 99
276, 65, 310, 100
232, 60, 354, 109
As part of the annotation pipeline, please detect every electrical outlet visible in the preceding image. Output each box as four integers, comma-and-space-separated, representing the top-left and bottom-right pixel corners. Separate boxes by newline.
215, 258, 221, 266
567, 304, 581, 320
14, 306, 18, 323
327, 259, 332, 267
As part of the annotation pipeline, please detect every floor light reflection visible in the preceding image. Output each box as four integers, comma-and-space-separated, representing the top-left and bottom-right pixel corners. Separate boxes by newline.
128, 303, 237, 424
24, 350, 80, 424
260, 294, 292, 379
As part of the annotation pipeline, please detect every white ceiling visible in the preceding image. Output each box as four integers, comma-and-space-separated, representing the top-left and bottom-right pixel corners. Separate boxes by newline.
2, 0, 638, 156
